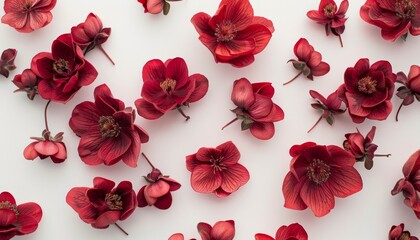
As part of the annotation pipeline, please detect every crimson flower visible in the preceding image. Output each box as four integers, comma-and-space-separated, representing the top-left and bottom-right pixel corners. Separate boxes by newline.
138, 0, 181, 15
69, 84, 149, 167
391, 149, 420, 219
0, 48, 17, 78
12, 68, 39, 100
186, 141, 249, 197
31, 33, 98, 103
337, 58, 396, 123
135, 57, 208, 121
1, 0, 56, 33
191, 0, 274, 67
282, 142, 363, 217
307, 0, 349, 47
66, 177, 136, 231
23, 129, 67, 163
360, 0, 420, 41
0, 192, 42, 240
255, 223, 308, 240
168, 233, 196, 240
197, 220, 235, 240
222, 78, 284, 140
284, 38, 330, 85
389, 224, 418, 240
395, 65, 420, 121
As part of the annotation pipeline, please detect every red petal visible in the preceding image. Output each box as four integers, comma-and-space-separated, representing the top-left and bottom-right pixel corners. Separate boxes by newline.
252, 16, 275, 33
1, 11, 29, 31
169, 233, 185, 240
154, 192, 173, 210
248, 95, 273, 119
98, 133, 132, 166
300, 180, 335, 217
307, 51, 322, 68
217, 141, 240, 165
216, 0, 253, 31
17, 202, 42, 223
294, 38, 313, 62
187, 74, 209, 103
231, 78, 255, 109
135, 98, 165, 120
191, 165, 222, 193
137, 186, 149, 207
282, 172, 307, 210
23, 142, 39, 160
74, 59, 98, 87
0, 210, 16, 226
69, 102, 100, 136
275, 223, 308, 240
326, 145, 357, 167
145, 180, 170, 198
92, 211, 120, 228
214, 39, 255, 60
84, 13, 102, 38
186, 154, 200, 172
197, 222, 212, 240
93, 177, 115, 192
162, 177, 182, 191
367, 101, 392, 120
289, 142, 317, 157
146, 0, 164, 14
307, 10, 329, 24
166, 57, 189, 88
142, 59, 166, 84
310, 90, 327, 104
311, 62, 330, 77
252, 82, 274, 98
249, 122, 275, 140
346, 92, 371, 118
65, 187, 90, 212
94, 84, 124, 115
337, 0, 349, 15
211, 220, 235, 240
191, 12, 214, 37
28, 11, 51, 31
34, 141, 58, 156
15, 214, 39, 234
326, 167, 363, 198
254, 233, 274, 240
236, 24, 272, 54
78, 130, 106, 165
220, 164, 249, 193
0, 192, 15, 204
402, 150, 420, 177
225, 54, 255, 67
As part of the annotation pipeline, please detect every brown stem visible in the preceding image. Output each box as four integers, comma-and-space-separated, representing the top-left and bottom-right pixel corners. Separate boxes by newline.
141, 152, 155, 169
44, 100, 51, 131
98, 45, 115, 65
114, 223, 128, 236
307, 116, 323, 133
221, 117, 238, 130
395, 101, 404, 122
338, 34, 343, 48
283, 72, 302, 85
176, 107, 190, 121
374, 154, 391, 157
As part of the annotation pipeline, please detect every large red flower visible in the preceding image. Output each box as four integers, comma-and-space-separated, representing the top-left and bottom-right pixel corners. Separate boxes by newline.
395, 65, 420, 121
31, 33, 98, 103
282, 142, 363, 217
1, 0, 56, 33
255, 223, 308, 240
191, 0, 274, 67
337, 58, 396, 123
66, 177, 137, 229
197, 220, 235, 240
0, 192, 42, 240
186, 141, 249, 197
69, 84, 149, 167
360, 0, 420, 41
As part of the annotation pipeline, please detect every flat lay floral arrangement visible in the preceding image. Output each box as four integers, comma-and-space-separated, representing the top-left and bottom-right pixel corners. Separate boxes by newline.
0, 0, 419, 239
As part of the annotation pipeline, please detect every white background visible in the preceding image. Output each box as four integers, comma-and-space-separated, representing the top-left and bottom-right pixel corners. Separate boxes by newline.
1, 0, 420, 239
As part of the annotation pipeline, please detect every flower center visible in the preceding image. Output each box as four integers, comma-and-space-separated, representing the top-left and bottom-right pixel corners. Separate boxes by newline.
105, 193, 123, 211
160, 78, 177, 94
99, 116, 120, 138
307, 159, 331, 184
215, 21, 237, 42
210, 156, 226, 173
53, 59, 69, 75
358, 76, 377, 94
323, 3, 336, 17
0, 201, 19, 215
395, 0, 417, 19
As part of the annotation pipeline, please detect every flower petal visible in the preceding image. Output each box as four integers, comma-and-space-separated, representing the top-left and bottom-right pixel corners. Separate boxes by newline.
211, 220, 235, 240
326, 167, 363, 198
231, 78, 255, 109
17, 202, 42, 223
186, 74, 209, 103
34, 141, 58, 156
220, 164, 249, 193
300, 179, 335, 217
217, 141, 241, 165
275, 223, 308, 240
191, 165, 222, 193
236, 24, 272, 54
98, 133, 132, 166
282, 172, 307, 210
197, 222, 212, 240
135, 98, 165, 120
154, 192, 173, 210
91, 211, 120, 228
249, 122, 275, 140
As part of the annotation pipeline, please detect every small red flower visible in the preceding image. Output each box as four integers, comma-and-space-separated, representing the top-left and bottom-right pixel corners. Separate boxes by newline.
69, 84, 149, 167
66, 177, 137, 231
360, 0, 420, 41
307, 0, 349, 47
337, 58, 396, 123
222, 78, 284, 140
395, 65, 420, 121
1, 0, 56, 33
255, 223, 308, 240
282, 142, 363, 217
389, 223, 418, 240
284, 38, 330, 85
31, 33, 98, 103
0, 192, 42, 240
168, 233, 196, 240
197, 220, 235, 240
191, 0, 274, 67
135, 57, 208, 121
391, 149, 420, 219
186, 141, 249, 197
12, 68, 39, 100
0, 48, 17, 78
138, 0, 181, 15
23, 129, 67, 163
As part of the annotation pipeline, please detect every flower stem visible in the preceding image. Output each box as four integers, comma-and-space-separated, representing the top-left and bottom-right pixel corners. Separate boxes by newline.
114, 223, 128, 236
283, 72, 302, 85
374, 154, 391, 157
338, 34, 343, 48
44, 100, 51, 131
98, 45, 115, 65
176, 106, 190, 121
307, 116, 323, 133
141, 152, 155, 169
395, 101, 404, 122
221, 117, 238, 130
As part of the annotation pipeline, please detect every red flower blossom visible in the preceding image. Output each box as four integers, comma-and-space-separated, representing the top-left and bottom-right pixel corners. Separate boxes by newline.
138, 0, 181, 15
0, 48, 17, 78
197, 220, 235, 240
191, 0, 274, 67
1, 0, 56, 33
186, 141, 249, 197
168, 233, 196, 240
307, 0, 349, 47
31, 33, 98, 103
0, 191, 42, 240
391, 149, 420, 219
71, 13, 114, 65
66, 177, 137, 231
23, 129, 67, 163
255, 223, 308, 240
395, 65, 420, 121
69, 84, 149, 167
337, 58, 396, 123
282, 142, 363, 217
12, 68, 39, 100
360, 0, 420, 41
307, 90, 346, 133
222, 78, 284, 140
135, 57, 208, 121
284, 38, 330, 85
389, 223, 418, 240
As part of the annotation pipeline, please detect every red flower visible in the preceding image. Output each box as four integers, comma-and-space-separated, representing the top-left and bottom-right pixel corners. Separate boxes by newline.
0, 191, 42, 240
284, 38, 330, 85
138, 0, 181, 15
66, 177, 137, 230
255, 223, 308, 240
222, 78, 284, 140
282, 142, 363, 217
1, 0, 56, 33
69, 84, 149, 167
0, 48, 17, 78
389, 223, 418, 240
12, 68, 39, 100
337, 58, 396, 123
391, 149, 420, 219
31, 33, 98, 103
307, 0, 349, 47
307, 90, 346, 133
186, 141, 249, 197
168, 233, 196, 240
191, 0, 274, 67
23, 129, 67, 163
395, 65, 420, 121
197, 220, 235, 240
135, 57, 208, 121
360, 0, 420, 41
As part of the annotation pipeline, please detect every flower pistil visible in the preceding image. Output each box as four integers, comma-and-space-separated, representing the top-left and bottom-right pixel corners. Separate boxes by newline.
307, 159, 331, 184
395, 0, 417, 19
215, 20, 237, 42
99, 116, 120, 138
